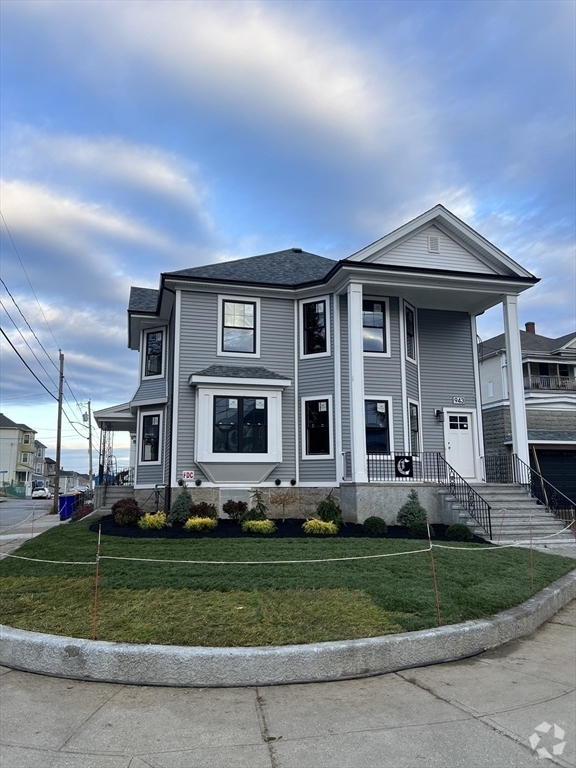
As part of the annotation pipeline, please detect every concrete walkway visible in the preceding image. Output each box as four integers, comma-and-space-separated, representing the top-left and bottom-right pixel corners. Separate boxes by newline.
1, 602, 574, 768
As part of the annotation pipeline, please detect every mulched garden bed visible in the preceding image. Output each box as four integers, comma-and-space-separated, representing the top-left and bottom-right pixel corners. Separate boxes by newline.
90, 515, 486, 542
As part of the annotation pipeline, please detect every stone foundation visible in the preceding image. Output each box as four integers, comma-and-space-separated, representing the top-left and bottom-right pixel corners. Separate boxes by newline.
340, 483, 443, 525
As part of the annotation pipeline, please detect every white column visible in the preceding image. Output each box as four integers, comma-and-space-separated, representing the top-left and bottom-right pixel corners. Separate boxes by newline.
502, 295, 529, 465
347, 283, 367, 482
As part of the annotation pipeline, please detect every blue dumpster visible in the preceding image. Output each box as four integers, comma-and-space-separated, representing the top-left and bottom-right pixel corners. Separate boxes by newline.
59, 494, 75, 521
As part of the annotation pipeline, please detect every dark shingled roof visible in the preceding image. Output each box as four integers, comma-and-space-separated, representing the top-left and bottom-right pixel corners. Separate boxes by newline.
0, 413, 35, 432
192, 365, 288, 380
482, 330, 576, 355
528, 430, 576, 442
129, 287, 159, 312
165, 249, 336, 287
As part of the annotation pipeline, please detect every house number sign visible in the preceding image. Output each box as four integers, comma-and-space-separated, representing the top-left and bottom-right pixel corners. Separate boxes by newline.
452, 397, 466, 404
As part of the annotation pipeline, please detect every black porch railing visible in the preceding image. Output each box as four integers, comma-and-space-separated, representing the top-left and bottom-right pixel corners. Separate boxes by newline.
511, 455, 576, 527
363, 451, 492, 538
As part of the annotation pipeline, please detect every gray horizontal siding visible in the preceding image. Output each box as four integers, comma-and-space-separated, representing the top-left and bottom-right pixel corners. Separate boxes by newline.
418, 310, 476, 453
406, 359, 419, 402
132, 378, 167, 402
176, 291, 296, 482
363, 297, 404, 452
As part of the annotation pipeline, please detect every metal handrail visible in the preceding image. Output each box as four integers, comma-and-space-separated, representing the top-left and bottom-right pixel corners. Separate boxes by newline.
511, 455, 576, 525
435, 454, 493, 538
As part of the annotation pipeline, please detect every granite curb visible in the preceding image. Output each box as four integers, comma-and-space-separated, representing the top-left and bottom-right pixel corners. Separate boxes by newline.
1, 570, 574, 687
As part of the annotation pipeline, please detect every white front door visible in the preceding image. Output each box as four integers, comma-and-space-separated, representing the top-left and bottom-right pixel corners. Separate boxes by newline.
444, 412, 476, 478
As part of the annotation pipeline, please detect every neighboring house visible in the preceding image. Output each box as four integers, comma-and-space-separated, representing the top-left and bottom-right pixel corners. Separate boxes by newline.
479, 323, 576, 502
0, 413, 37, 496
95, 205, 539, 524
44, 457, 57, 494
32, 440, 47, 489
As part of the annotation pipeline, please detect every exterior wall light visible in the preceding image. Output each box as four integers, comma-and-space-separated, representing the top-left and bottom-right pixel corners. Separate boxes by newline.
434, 409, 444, 423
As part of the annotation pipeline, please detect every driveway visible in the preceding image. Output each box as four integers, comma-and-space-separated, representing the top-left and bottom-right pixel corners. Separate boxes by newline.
0, 602, 574, 768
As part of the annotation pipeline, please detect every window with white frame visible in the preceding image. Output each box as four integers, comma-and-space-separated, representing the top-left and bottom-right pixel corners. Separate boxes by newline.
302, 397, 332, 458
218, 297, 260, 356
365, 400, 390, 453
409, 402, 420, 453
23, 433, 31, 444
143, 329, 164, 378
362, 299, 388, 353
140, 413, 161, 463
301, 297, 330, 357
213, 396, 268, 453
405, 304, 416, 361
21, 452, 30, 464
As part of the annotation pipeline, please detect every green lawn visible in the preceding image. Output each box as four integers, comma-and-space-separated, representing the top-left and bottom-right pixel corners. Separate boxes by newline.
0, 521, 573, 646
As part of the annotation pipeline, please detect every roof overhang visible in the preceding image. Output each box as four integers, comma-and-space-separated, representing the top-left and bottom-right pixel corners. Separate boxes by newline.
94, 403, 137, 433
189, 374, 291, 388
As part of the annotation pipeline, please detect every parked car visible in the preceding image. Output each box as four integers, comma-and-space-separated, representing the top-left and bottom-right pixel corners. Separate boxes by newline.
31, 487, 51, 499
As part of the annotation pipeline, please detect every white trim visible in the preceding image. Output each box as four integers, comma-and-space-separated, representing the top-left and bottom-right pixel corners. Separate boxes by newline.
443, 408, 479, 480
503, 295, 529, 464
217, 295, 261, 358
347, 283, 368, 482
195, 386, 283, 464
293, 299, 300, 484
130, 397, 168, 408
334, 293, 343, 480
141, 326, 166, 380
297, 482, 339, 488
399, 302, 408, 452
138, 411, 163, 466
403, 300, 418, 365
362, 296, 391, 358
364, 396, 395, 454
299, 295, 331, 359
301, 395, 334, 461
190, 375, 291, 388
470, 313, 486, 474
171, 289, 182, 487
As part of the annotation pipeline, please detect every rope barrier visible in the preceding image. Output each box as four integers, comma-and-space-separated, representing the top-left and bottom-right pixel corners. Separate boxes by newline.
0, 552, 96, 565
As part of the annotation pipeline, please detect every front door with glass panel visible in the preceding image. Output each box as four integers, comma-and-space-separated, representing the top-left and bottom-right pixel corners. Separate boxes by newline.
444, 412, 475, 478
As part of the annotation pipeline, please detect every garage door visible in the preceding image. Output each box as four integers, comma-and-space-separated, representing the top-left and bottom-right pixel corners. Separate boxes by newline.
532, 450, 576, 505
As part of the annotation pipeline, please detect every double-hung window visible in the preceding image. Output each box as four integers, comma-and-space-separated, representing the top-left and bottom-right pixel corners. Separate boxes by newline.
405, 304, 416, 362
213, 397, 268, 453
362, 300, 387, 353
21, 452, 30, 464
218, 297, 260, 356
303, 397, 332, 458
365, 400, 390, 453
301, 298, 329, 356
143, 329, 164, 378
141, 414, 161, 462
23, 433, 31, 445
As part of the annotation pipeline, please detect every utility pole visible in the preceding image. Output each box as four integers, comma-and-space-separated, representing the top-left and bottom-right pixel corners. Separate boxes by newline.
52, 351, 64, 515
87, 399, 93, 491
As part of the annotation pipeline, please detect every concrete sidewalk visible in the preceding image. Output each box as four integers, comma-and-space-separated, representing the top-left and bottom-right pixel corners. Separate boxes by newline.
0, 507, 63, 558
1, 602, 574, 768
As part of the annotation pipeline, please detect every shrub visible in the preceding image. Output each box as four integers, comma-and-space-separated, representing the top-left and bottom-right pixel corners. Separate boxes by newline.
112, 498, 143, 527
167, 487, 193, 526
189, 502, 218, 520
363, 516, 388, 536
222, 499, 248, 523
241, 519, 276, 535
397, 489, 427, 528
409, 521, 435, 539
240, 507, 268, 523
250, 488, 268, 518
446, 523, 473, 541
71, 504, 93, 522
138, 511, 167, 530
302, 519, 338, 535
316, 490, 342, 526
184, 516, 218, 532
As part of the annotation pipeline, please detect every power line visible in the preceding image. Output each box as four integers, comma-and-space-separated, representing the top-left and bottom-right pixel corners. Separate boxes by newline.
0, 300, 60, 390
0, 327, 58, 400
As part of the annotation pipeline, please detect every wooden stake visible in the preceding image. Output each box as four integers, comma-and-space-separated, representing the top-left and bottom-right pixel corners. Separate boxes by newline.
92, 524, 102, 641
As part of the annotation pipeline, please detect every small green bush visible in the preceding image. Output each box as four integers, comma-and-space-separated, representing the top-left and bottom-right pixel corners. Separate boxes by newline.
363, 516, 388, 536
409, 521, 435, 539
167, 488, 193, 526
241, 519, 276, 535
189, 502, 217, 520
446, 523, 473, 541
240, 508, 268, 523
184, 516, 218, 532
302, 519, 339, 535
316, 490, 342, 526
138, 512, 167, 530
397, 489, 427, 528
112, 498, 143, 527
222, 499, 248, 523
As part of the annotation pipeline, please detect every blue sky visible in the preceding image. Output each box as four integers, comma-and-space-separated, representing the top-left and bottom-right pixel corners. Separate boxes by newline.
1, 0, 574, 472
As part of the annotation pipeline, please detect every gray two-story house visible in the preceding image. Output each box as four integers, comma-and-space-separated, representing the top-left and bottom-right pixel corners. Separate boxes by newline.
95, 205, 538, 524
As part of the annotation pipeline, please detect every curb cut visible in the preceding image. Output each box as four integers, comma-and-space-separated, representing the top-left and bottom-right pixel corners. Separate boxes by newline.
1, 571, 574, 687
